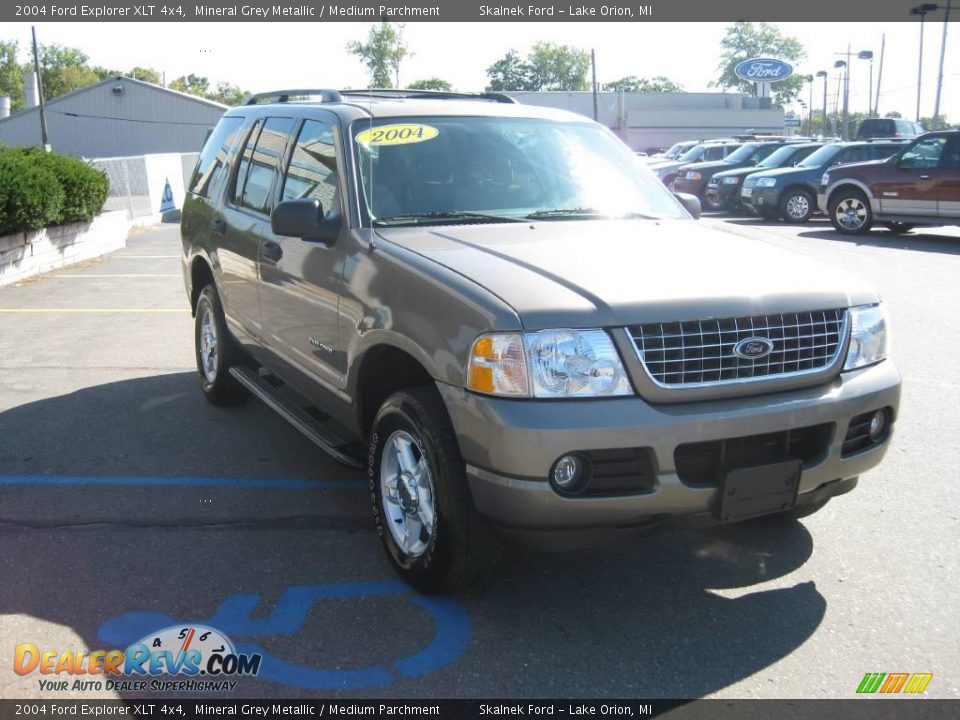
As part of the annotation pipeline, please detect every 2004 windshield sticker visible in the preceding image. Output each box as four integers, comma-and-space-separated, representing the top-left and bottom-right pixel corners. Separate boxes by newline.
356, 124, 439, 146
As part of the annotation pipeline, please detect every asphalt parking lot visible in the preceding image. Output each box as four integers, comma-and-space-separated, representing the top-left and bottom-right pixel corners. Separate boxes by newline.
0, 217, 958, 700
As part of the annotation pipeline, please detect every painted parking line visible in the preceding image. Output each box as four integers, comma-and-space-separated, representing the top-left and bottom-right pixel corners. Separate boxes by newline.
0, 475, 366, 490
54, 274, 181, 278
113, 255, 181, 258
0, 308, 188, 313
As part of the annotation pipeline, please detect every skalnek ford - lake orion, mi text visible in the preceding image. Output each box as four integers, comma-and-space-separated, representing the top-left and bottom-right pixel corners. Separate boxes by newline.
480, 4, 645, 16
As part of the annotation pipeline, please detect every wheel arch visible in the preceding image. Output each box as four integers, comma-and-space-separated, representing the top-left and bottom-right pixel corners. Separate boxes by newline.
189, 255, 215, 316
353, 342, 438, 438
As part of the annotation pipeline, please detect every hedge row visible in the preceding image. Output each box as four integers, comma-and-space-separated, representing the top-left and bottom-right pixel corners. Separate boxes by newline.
0, 146, 109, 236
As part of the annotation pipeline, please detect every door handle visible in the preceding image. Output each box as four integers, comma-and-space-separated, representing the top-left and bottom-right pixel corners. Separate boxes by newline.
209, 218, 226, 235
262, 240, 283, 263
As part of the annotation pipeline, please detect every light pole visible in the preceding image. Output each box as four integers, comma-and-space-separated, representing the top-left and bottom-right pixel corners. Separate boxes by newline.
804, 74, 814, 135
910, 4, 938, 122
816, 70, 828, 136
933, 0, 953, 124
834, 59, 848, 139
857, 50, 874, 116
798, 99, 807, 136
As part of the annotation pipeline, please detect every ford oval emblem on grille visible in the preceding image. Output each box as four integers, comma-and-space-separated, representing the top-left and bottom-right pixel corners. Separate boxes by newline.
733, 337, 774, 360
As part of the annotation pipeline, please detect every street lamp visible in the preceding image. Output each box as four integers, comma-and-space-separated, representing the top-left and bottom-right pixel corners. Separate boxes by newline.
816, 70, 829, 136
933, 0, 953, 125
910, 3, 938, 122
804, 74, 814, 134
834, 59, 848, 139
857, 50, 874, 116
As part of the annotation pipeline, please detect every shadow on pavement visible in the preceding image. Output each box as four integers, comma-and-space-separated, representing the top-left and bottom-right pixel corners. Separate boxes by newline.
0, 373, 824, 698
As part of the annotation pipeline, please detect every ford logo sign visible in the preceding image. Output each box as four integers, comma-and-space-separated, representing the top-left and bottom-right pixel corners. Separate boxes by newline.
733, 337, 775, 360
734, 58, 795, 83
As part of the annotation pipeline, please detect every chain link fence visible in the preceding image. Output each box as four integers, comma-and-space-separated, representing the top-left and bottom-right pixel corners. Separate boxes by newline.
88, 153, 199, 222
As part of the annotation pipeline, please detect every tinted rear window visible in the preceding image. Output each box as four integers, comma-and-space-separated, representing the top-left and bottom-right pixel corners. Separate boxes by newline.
188, 116, 244, 197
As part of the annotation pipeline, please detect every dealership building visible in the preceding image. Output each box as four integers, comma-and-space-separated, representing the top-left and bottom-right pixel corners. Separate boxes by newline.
506, 91, 786, 151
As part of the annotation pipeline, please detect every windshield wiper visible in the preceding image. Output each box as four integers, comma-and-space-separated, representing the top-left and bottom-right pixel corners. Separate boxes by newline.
525, 208, 661, 220
373, 211, 522, 225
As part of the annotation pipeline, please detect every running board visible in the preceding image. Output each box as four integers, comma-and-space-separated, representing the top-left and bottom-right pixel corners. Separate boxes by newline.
229, 366, 365, 469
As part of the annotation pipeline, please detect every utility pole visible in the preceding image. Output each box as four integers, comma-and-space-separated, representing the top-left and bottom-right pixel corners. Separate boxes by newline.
874, 34, 885, 116
30, 26, 50, 152
591, 49, 598, 121
933, 0, 953, 123
842, 44, 850, 141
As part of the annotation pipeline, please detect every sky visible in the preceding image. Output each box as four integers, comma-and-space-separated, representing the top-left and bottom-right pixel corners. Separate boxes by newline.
7, 21, 960, 121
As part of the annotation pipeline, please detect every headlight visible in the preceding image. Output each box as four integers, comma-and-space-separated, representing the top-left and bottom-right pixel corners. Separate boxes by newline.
686, 171, 702, 180
467, 330, 633, 398
843, 305, 888, 371
721, 176, 741, 185
820, 172, 830, 186
756, 177, 777, 187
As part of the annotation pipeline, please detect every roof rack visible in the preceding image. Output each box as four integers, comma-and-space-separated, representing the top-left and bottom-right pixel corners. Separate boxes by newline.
339, 88, 517, 104
243, 89, 343, 105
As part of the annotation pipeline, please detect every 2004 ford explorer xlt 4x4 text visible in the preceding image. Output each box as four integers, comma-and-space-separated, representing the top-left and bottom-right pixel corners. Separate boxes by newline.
180, 89, 901, 592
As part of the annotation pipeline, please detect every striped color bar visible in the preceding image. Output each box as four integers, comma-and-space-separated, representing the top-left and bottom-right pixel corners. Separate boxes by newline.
857, 672, 933, 694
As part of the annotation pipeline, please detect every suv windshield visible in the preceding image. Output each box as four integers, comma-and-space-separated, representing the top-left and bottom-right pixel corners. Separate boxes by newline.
756, 144, 803, 168
354, 116, 688, 224
724, 142, 775, 164
797, 144, 843, 168
678, 144, 706, 162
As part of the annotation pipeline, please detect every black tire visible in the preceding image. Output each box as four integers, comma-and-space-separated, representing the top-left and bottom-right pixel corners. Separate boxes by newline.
828, 188, 873, 234
701, 189, 722, 212
194, 284, 247, 406
883, 222, 915, 234
369, 387, 500, 593
779, 188, 814, 223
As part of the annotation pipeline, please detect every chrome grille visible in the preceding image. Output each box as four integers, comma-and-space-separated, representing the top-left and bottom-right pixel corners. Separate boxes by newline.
629, 309, 847, 387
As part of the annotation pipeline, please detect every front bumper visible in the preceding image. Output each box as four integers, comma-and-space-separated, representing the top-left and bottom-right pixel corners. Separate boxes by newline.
671, 177, 707, 197
747, 187, 782, 212
438, 360, 900, 531
817, 187, 829, 215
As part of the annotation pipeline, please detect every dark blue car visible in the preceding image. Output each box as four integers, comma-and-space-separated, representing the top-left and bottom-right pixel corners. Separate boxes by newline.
742, 140, 910, 222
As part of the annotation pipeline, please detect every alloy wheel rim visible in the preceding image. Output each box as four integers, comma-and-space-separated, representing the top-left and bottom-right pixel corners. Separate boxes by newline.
199, 305, 218, 383
380, 430, 436, 558
836, 197, 867, 230
786, 194, 810, 219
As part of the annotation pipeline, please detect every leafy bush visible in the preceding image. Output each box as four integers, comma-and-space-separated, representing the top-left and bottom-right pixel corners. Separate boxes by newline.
0, 148, 64, 235
0, 146, 108, 235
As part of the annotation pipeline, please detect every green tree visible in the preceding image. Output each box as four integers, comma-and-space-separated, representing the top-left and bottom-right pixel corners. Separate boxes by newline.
920, 115, 950, 130
0, 40, 24, 112
209, 81, 246, 106
92, 66, 123, 81
528, 42, 590, 91
605, 75, 683, 93
33, 43, 98, 98
346, 22, 410, 88
486, 49, 538, 91
169, 74, 210, 97
407, 78, 452, 91
714, 22, 806, 108
130, 66, 162, 84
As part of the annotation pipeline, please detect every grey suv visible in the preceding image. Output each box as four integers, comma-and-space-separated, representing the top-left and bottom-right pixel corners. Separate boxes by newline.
182, 88, 901, 592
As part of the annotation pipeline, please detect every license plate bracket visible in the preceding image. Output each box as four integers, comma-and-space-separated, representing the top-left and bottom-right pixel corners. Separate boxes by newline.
716, 460, 802, 523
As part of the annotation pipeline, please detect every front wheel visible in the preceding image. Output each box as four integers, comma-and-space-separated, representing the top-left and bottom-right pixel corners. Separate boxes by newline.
779, 189, 814, 223
369, 387, 499, 593
194, 284, 247, 405
829, 189, 873, 234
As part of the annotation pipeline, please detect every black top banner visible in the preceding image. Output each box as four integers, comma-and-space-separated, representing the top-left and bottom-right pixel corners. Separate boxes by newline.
5, 0, 959, 22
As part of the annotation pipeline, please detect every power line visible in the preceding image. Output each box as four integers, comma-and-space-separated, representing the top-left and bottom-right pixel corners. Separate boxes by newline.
47, 108, 214, 126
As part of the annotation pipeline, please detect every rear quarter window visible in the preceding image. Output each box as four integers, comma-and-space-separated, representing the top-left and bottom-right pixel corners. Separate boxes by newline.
188, 116, 244, 197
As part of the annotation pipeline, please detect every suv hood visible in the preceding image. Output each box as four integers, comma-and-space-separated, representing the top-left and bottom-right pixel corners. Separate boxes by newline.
713, 166, 767, 180
749, 164, 820, 180
828, 157, 891, 174
375, 219, 877, 329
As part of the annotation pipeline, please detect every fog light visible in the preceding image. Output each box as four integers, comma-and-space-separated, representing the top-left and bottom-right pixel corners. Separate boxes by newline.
552, 455, 585, 491
868, 409, 888, 441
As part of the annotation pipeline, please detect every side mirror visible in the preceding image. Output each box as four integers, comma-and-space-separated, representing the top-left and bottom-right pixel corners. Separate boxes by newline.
674, 192, 701, 219
271, 198, 340, 243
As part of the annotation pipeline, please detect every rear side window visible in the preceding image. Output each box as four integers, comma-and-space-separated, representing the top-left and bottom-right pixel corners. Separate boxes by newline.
869, 144, 903, 160
838, 146, 870, 164
188, 116, 244, 197
281, 120, 341, 214
232, 117, 294, 215
941, 136, 960, 168
704, 146, 726, 161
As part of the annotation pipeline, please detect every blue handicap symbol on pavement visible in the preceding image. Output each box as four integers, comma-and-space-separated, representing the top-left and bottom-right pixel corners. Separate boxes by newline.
97, 580, 471, 691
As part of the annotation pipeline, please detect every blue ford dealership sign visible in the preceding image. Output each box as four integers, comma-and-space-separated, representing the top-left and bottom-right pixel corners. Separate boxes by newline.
734, 58, 795, 82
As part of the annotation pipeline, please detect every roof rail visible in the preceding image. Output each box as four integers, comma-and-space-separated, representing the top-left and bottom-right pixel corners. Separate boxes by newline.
243, 89, 343, 105
339, 88, 517, 104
